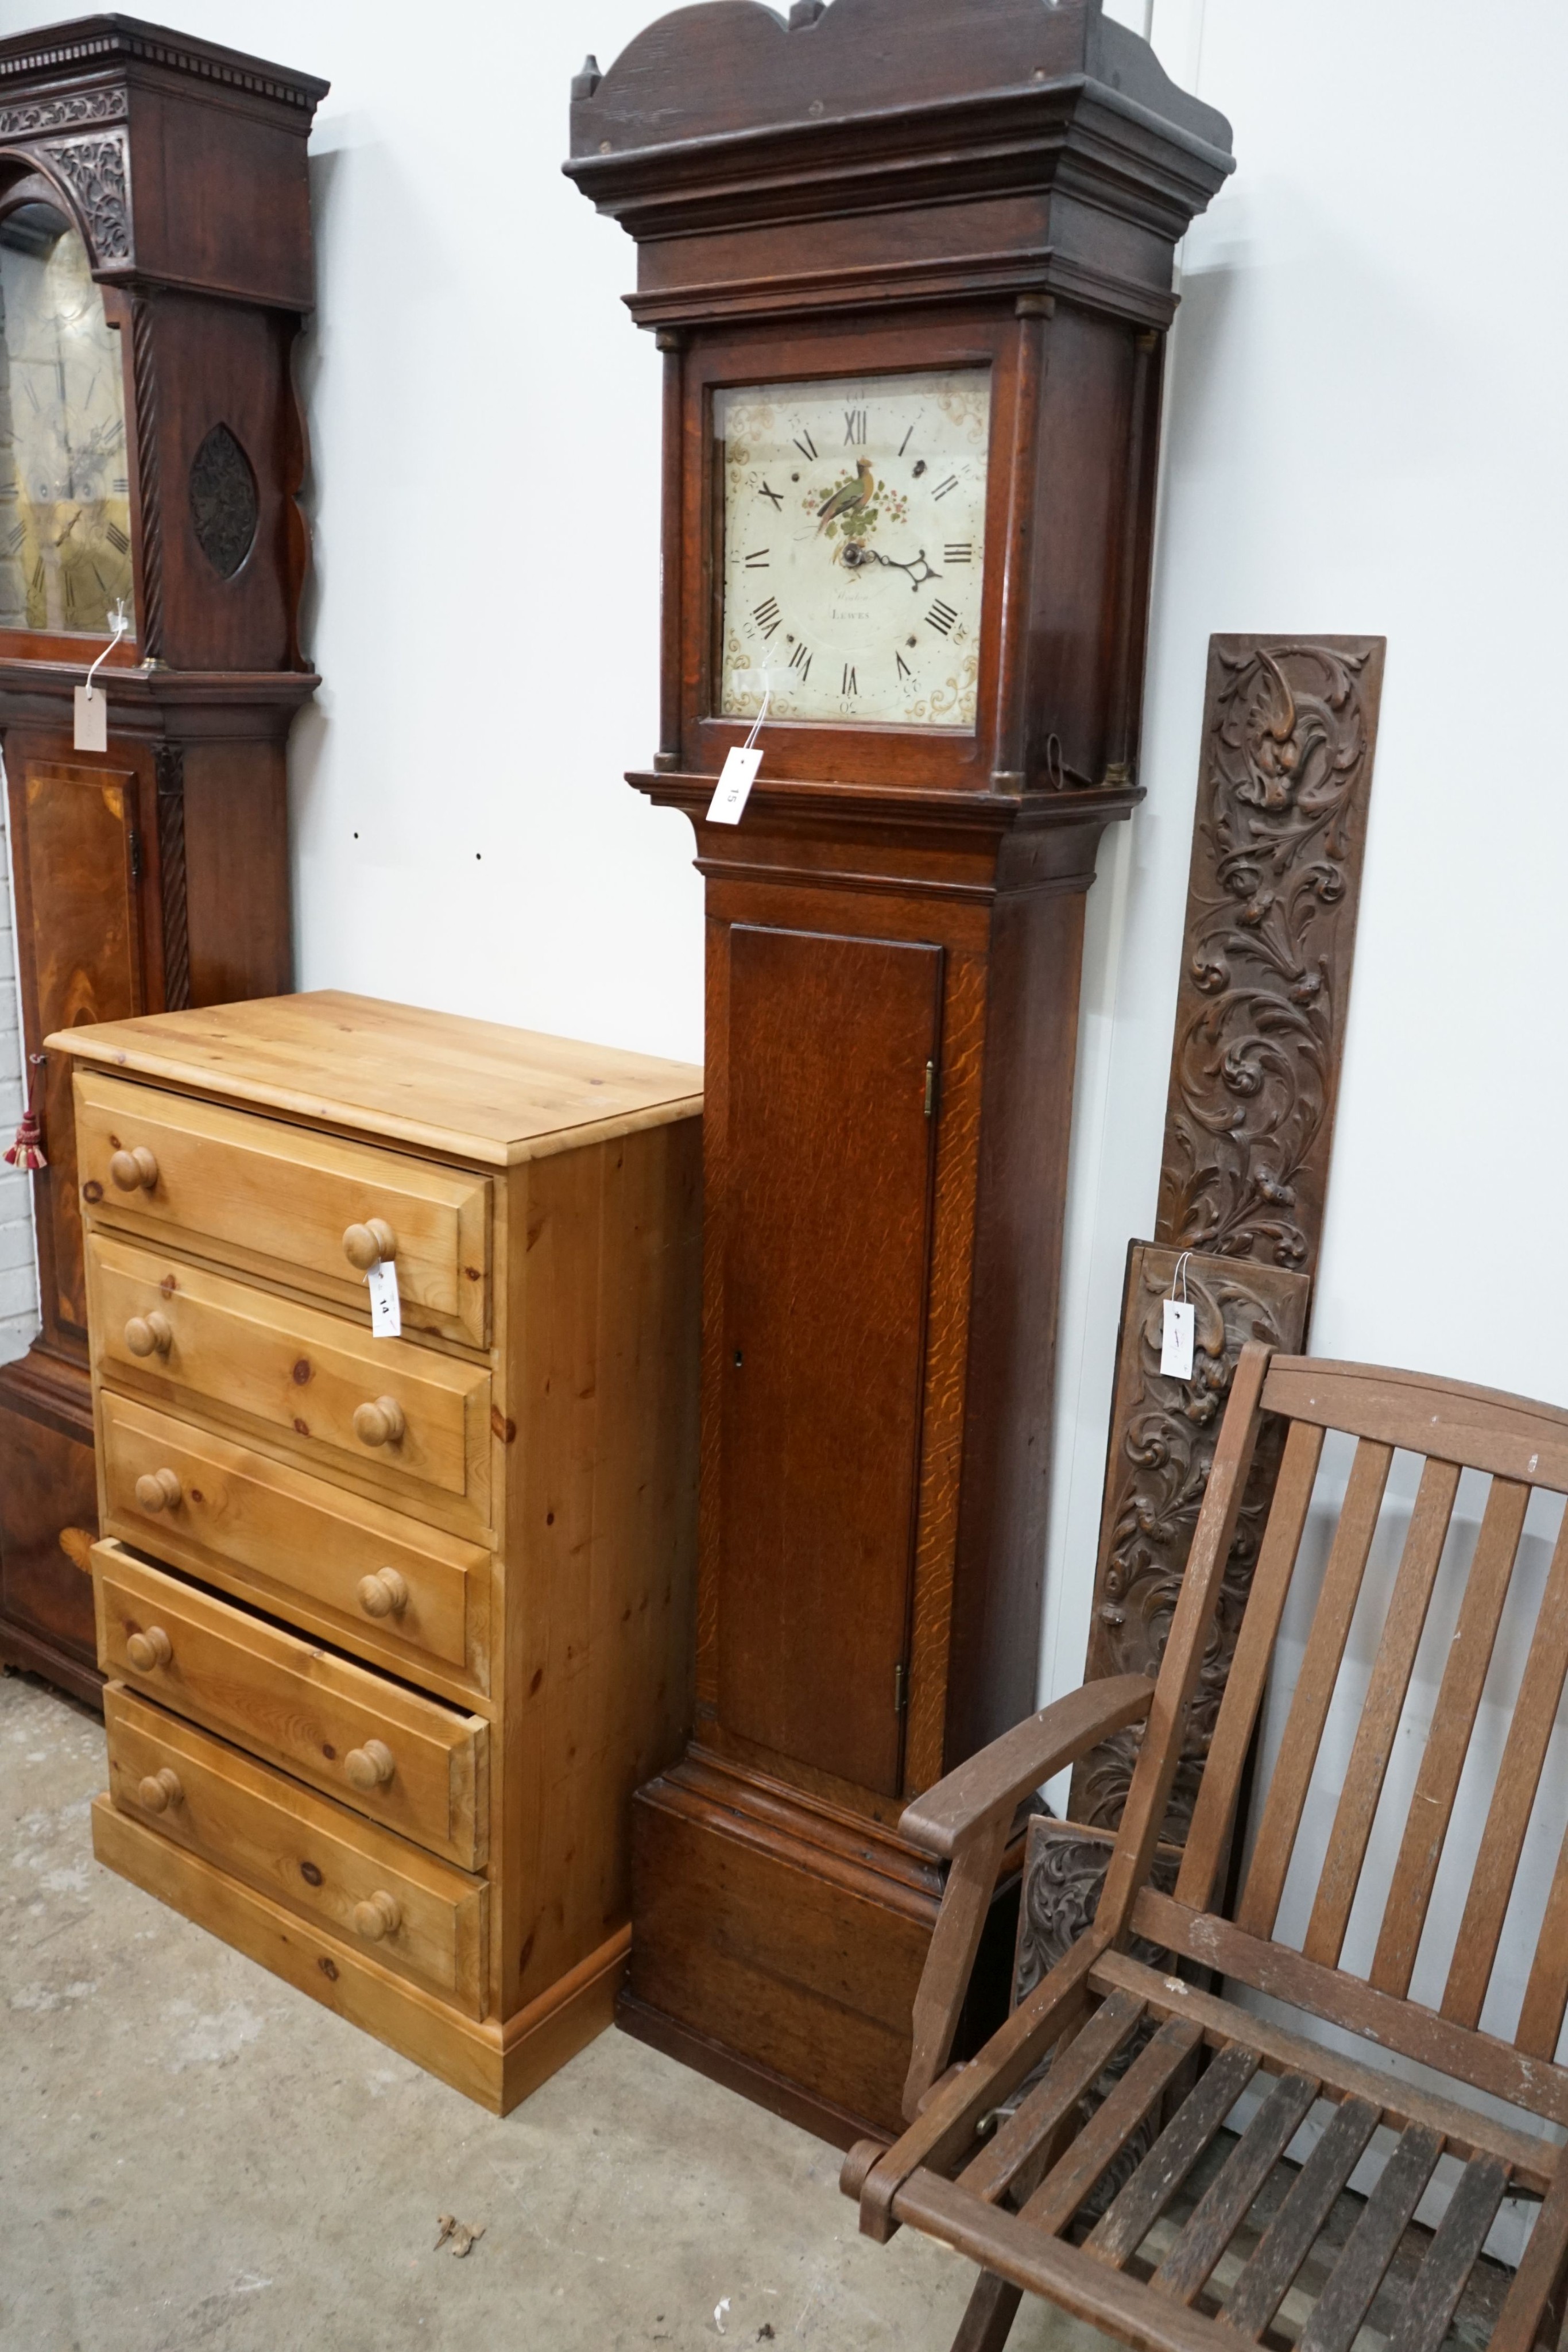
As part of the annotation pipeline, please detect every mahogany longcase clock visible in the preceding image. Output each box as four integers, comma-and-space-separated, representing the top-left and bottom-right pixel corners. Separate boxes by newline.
567, 0, 1233, 2141
0, 18, 326, 1705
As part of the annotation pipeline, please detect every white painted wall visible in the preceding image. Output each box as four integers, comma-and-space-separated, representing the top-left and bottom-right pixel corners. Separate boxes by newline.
4, 0, 1567, 2131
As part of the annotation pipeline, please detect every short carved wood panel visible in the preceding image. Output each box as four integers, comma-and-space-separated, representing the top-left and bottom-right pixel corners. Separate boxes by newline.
1153, 636, 1385, 1277
1066, 1243, 1310, 1837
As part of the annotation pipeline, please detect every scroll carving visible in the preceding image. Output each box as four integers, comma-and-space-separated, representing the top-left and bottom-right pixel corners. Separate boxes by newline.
0, 89, 125, 138
154, 746, 190, 1012
44, 131, 131, 264
1154, 637, 1385, 1277
1066, 1244, 1310, 1838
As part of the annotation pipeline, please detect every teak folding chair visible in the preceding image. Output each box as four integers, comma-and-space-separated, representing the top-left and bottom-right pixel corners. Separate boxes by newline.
845, 1347, 1568, 2352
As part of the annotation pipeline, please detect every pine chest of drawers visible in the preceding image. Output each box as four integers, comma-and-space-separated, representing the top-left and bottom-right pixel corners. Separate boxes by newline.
51, 992, 702, 2111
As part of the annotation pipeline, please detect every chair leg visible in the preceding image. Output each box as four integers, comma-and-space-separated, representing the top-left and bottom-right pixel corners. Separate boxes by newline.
951, 2269, 1023, 2352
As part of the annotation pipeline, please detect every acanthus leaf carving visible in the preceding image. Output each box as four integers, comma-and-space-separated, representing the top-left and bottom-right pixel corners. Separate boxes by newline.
1068, 1243, 1311, 1840
43, 130, 130, 265
1154, 637, 1385, 1276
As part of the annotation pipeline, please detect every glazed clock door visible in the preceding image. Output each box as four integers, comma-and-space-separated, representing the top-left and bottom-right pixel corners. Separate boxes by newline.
716, 924, 942, 1797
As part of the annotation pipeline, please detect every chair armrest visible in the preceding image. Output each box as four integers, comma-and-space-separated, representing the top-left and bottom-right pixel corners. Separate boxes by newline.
899, 1674, 1153, 1860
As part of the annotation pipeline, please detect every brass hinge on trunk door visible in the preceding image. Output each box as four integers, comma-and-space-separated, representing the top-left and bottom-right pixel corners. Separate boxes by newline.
924, 1059, 938, 1118
894, 1661, 908, 1716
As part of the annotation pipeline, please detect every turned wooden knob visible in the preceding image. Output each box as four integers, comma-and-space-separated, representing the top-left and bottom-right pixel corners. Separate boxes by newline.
136, 1766, 181, 1812
343, 1217, 397, 1272
125, 1624, 173, 1673
351, 1889, 401, 1941
353, 1396, 405, 1448
358, 1567, 409, 1619
109, 1144, 158, 1192
134, 1467, 182, 1512
344, 1739, 395, 1792
124, 1310, 173, 1359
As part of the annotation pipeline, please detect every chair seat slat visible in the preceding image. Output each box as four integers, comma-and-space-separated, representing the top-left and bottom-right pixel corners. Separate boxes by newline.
1370, 1479, 1531, 1999
961, 1989, 1147, 2206
1093, 1948, 1559, 2190
1020, 2014, 1204, 2239
1295, 2125, 1444, 2352
1386, 2156, 1509, 2352
1178, 1420, 1326, 1916
1236, 1438, 1393, 1941
1151, 2069, 1320, 2306
1132, 1886, 1568, 2137
1445, 1507, 1568, 2033
1218, 2093, 1381, 2342
1304, 1458, 1461, 1968
1086, 2043, 1263, 2270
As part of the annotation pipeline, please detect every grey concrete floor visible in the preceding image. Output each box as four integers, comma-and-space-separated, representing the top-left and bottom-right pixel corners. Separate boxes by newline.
2, 1669, 1111, 2352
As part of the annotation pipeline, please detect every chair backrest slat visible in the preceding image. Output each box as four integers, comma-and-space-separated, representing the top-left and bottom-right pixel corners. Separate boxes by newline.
1260, 1360, 1568, 1488
1442, 1507, 1568, 2031
1176, 1417, 1325, 1914
1130, 1352, 1568, 2087
1517, 1812, 1568, 2059
1234, 1437, 1393, 1942
1367, 1477, 1530, 1999
1099, 1342, 1271, 1941
1302, 1457, 1461, 1969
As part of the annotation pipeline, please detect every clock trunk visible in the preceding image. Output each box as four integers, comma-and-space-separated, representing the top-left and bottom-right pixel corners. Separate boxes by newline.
571, 0, 1234, 2142
0, 19, 324, 1705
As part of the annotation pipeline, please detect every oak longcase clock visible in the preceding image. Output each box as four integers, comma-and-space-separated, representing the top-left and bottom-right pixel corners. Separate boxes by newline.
0, 18, 326, 1707
569, 0, 1232, 2143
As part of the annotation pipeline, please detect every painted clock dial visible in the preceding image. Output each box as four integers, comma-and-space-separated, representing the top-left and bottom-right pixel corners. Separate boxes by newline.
717, 367, 990, 729
0, 202, 135, 638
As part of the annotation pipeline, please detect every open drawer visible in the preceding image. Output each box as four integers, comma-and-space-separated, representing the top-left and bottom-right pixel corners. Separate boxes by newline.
94, 1541, 489, 1870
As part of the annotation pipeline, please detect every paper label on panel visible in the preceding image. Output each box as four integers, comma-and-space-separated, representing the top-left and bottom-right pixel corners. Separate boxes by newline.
707, 746, 763, 827
1161, 1299, 1195, 1380
73, 686, 107, 753
367, 1257, 402, 1339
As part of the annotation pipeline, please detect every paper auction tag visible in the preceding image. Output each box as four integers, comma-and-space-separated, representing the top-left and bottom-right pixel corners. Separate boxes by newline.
707, 745, 763, 827
73, 686, 107, 753
1161, 1298, 1195, 1379
366, 1256, 402, 1339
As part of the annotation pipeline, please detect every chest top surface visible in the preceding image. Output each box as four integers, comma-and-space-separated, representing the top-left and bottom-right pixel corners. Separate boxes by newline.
48, 990, 703, 1166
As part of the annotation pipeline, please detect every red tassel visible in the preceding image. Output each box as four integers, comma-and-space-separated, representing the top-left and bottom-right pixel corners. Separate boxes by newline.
5, 1054, 46, 1171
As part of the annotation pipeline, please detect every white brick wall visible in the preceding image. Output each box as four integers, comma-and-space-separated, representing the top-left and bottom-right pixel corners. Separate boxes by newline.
0, 774, 41, 1364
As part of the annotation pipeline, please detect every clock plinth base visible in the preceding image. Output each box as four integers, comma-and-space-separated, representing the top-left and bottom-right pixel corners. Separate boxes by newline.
0, 1345, 103, 1709
624, 1748, 1020, 2144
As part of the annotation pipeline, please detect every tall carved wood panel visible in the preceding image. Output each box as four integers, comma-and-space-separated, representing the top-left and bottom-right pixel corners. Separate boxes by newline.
0, 18, 326, 1708
1064, 635, 1385, 1840
717, 925, 942, 1796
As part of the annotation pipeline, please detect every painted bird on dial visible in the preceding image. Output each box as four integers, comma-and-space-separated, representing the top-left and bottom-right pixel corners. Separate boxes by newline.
816, 457, 874, 536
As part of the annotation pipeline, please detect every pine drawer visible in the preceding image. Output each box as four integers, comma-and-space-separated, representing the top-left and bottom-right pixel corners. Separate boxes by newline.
76, 1070, 490, 1345
94, 1542, 489, 1870
104, 1684, 489, 2016
99, 1391, 491, 1702
88, 1232, 493, 1527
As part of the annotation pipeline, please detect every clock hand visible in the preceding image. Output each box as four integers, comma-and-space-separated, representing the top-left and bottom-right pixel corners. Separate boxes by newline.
839, 541, 942, 589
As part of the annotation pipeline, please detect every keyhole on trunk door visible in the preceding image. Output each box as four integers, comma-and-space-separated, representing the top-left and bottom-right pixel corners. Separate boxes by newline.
733, 1348, 743, 1368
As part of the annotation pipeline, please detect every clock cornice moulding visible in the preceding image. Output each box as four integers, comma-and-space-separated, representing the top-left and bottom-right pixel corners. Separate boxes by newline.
567, 1, 1232, 329
0, 16, 328, 117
